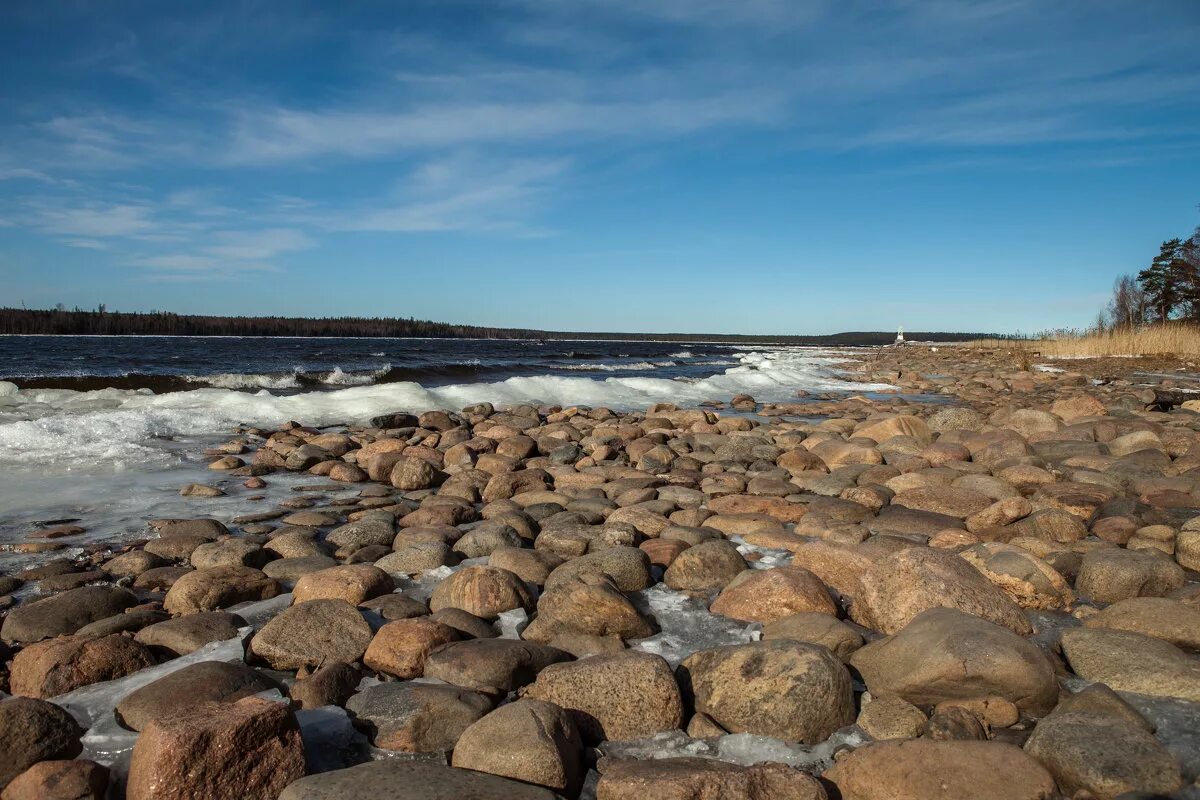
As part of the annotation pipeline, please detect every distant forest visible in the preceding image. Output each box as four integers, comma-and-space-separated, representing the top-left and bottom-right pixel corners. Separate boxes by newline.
0, 307, 994, 345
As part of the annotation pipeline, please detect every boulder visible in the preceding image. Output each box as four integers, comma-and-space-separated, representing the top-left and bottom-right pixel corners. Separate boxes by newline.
1075, 548, 1186, 604
428, 566, 533, 620
761, 612, 864, 660
1024, 684, 1182, 799
851, 608, 1058, 715
1, 586, 137, 643
277, 761, 559, 800
163, 566, 281, 615
824, 739, 1057, 800
250, 599, 372, 670
126, 697, 305, 800
663, 540, 748, 593
709, 567, 837, 624
524, 651, 683, 742
0, 759, 108, 800
855, 696, 927, 740
422, 639, 571, 695
596, 757, 826, 800
10, 634, 156, 698
362, 618, 461, 679
1081, 596, 1200, 649
959, 543, 1073, 610
291, 564, 394, 606
0, 698, 82, 788
522, 579, 655, 643
116, 661, 282, 731
134, 611, 243, 655
289, 662, 360, 709
451, 699, 583, 796
892, 486, 993, 519
852, 547, 1031, 635
1059, 627, 1200, 702
345, 682, 491, 752
678, 640, 854, 744
543, 546, 653, 593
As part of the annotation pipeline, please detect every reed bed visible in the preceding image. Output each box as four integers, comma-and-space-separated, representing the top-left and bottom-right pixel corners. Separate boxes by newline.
967, 324, 1200, 358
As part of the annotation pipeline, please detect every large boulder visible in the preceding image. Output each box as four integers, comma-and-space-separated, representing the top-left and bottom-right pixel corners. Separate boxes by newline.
250, 599, 372, 670
345, 682, 492, 752
1023, 684, 1182, 799
429, 566, 533, 620
522, 579, 655, 643
1059, 627, 1200, 702
133, 611, 243, 656
663, 540, 748, 593
708, 567, 837, 624
543, 546, 653, 593
362, 618, 461, 679
761, 612, 864, 660
959, 543, 1073, 610
1, 759, 108, 800
277, 761, 559, 800
824, 739, 1057, 800
852, 548, 1031, 635
116, 661, 282, 731
1081, 596, 1200, 649
163, 566, 281, 615
677, 640, 854, 744
422, 639, 571, 696
126, 697, 305, 800
1074, 548, 1186, 604
10, 634, 156, 698
891, 486, 993, 519
850, 608, 1059, 716
0, 697, 83, 788
1, 586, 137, 643
596, 757, 826, 800
524, 651, 683, 742
451, 699, 583, 796
291, 564, 394, 605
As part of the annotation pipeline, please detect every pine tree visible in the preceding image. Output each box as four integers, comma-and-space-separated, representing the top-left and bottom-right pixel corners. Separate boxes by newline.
1139, 239, 1185, 323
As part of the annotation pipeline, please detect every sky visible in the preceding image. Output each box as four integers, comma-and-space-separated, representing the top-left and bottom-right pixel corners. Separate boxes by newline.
1, 0, 1198, 335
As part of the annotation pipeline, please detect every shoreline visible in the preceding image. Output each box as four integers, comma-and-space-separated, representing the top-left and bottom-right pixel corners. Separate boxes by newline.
1, 346, 1198, 798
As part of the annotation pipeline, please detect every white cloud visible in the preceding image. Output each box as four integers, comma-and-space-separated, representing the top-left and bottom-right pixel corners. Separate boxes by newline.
204, 228, 316, 260
35, 204, 157, 238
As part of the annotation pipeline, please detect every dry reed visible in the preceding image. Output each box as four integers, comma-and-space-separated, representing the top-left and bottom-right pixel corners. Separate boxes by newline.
968, 324, 1200, 358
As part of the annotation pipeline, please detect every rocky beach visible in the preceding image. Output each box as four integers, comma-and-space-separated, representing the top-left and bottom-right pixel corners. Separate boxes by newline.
2, 344, 1199, 800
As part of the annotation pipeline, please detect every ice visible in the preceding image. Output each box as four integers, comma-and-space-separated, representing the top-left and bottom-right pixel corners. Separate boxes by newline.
79, 710, 139, 767
598, 728, 866, 773
227, 593, 294, 629
297, 705, 370, 773
52, 629, 251, 728
497, 608, 529, 639
732, 535, 795, 569
396, 565, 458, 603
629, 584, 759, 667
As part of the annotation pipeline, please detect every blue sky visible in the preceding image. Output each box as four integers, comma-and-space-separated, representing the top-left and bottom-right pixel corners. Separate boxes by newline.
1, 0, 1198, 334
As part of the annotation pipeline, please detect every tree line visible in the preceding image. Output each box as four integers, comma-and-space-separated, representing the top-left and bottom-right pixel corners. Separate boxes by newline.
0, 307, 991, 344
1103, 217, 1200, 328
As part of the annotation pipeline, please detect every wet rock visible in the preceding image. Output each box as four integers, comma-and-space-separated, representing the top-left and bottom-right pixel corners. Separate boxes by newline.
824, 739, 1056, 800
1059, 627, 1200, 702
596, 757, 826, 800
190, 538, 269, 570
761, 612, 864, 660
0, 697, 83, 788
524, 651, 683, 743
677, 639, 854, 744
1075, 548, 1186, 603
1, 585, 137, 643
451, 698, 584, 796
277, 760, 559, 800
345, 682, 491, 752
126, 697, 305, 800
856, 695, 927, 740
289, 661, 359, 709
163, 566, 281, 615
134, 611, 244, 655
852, 547, 1032, 635
116, 661, 282, 731
104, 550, 169, 578
423, 638, 571, 695
1024, 684, 1182, 799
363, 617, 461, 678
250, 599, 373, 670
709, 566, 837, 624
851, 608, 1058, 715
10, 634, 156, 698
428, 566, 534, 620
360, 593, 429, 620
0, 760, 107, 800
292, 564, 394, 605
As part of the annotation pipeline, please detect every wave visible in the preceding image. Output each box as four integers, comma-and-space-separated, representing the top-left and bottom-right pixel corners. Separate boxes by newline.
669, 351, 694, 358
559, 361, 676, 372
0, 348, 894, 471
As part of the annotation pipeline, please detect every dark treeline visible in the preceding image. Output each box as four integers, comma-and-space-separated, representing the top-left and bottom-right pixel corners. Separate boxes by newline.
0, 307, 992, 345
1100, 210, 1200, 328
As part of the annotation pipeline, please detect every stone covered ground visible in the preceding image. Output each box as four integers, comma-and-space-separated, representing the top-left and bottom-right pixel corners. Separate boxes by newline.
2, 346, 1200, 800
